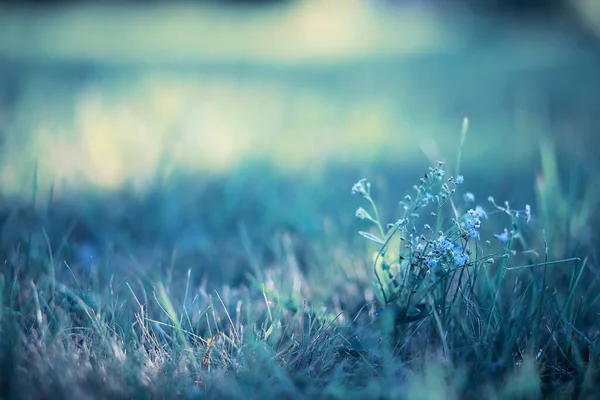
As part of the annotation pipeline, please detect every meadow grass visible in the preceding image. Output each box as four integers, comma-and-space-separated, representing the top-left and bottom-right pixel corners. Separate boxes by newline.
0, 139, 599, 399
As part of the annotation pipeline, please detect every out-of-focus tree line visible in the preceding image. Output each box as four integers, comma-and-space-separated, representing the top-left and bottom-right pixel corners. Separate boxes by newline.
0, 0, 578, 15
1, 0, 597, 36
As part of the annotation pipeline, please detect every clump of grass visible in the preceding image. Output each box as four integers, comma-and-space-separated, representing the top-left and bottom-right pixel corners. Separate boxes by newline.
350, 157, 599, 397
0, 132, 599, 398
351, 161, 532, 321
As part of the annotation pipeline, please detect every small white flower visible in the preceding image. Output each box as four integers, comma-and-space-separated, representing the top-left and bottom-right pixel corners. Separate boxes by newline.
355, 207, 368, 220
351, 178, 370, 197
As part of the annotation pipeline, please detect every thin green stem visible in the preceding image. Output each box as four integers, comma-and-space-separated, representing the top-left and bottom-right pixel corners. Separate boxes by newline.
454, 117, 469, 177
366, 196, 385, 239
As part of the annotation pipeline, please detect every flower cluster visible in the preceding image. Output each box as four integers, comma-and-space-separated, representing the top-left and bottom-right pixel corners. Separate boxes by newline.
351, 162, 533, 308
462, 206, 487, 239
494, 228, 510, 243
432, 235, 470, 267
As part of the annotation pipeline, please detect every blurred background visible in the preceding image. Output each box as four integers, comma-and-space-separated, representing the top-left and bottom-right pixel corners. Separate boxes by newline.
1, 0, 599, 285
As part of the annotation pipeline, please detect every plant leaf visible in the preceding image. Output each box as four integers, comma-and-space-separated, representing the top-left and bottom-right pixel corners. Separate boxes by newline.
359, 231, 384, 245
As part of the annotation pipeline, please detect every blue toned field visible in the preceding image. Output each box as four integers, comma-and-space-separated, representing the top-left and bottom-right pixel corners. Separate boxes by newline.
1, 1, 600, 399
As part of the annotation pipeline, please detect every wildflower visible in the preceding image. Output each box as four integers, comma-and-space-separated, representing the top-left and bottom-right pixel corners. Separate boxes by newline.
464, 216, 480, 229
351, 178, 370, 197
396, 218, 406, 226
425, 193, 434, 203
494, 229, 510, 243
435, 236, 453, 252
437, 169, 446, 179
455, 253, 468, 266
435, 237, 445, 250
455, 175, 464, 184
416, 243, 424, 252
451, 243, 464, 257
425, 256, 439, 268
355, 207, 368, 220
468, 229, 480, 239
465, 192, 475, 202
474, 206, 488, 220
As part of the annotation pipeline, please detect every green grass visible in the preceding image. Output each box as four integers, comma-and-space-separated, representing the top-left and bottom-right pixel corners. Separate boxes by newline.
1, 5, 599, 396
1, 144, 599, 399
